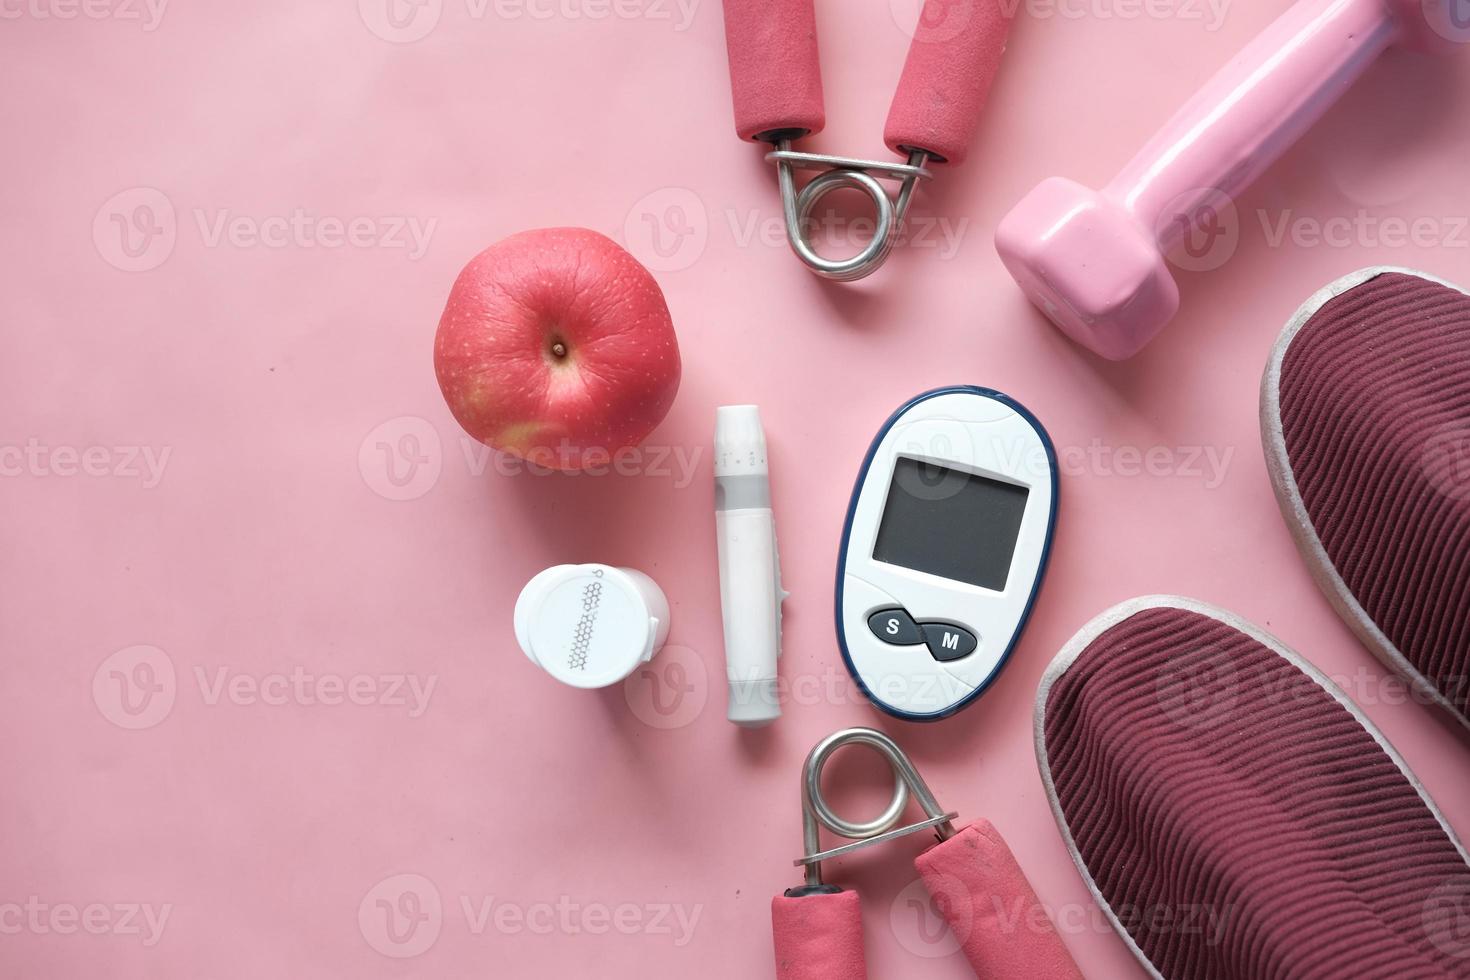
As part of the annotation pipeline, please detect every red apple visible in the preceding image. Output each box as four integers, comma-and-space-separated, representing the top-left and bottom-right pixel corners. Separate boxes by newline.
433, 227, 681, 471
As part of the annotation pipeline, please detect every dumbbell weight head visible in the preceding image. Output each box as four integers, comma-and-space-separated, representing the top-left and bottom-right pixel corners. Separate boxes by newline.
995, 178, 1180, 361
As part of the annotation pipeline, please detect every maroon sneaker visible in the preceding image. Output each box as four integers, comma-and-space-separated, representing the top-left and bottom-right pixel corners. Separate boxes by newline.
1037, 597, 1470, 980
1262, 268, 1470, 730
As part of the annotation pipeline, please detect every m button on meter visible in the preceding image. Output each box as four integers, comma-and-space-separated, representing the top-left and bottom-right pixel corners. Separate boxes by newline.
921, 623, 977, 662
867, 609, 924, 646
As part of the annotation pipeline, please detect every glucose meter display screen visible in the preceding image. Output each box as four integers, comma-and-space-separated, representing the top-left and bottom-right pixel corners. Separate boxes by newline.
872, 457, 1029, 591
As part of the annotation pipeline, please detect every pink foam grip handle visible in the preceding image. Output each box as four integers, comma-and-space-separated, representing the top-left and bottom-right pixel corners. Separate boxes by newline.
915, 821, 1083, 980
721, 0, 825, 142
883, 0, 1014, 165
771, 889, 867, 980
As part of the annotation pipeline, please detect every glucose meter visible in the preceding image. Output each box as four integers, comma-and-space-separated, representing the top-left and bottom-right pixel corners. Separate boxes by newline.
836, 387, 1058, 721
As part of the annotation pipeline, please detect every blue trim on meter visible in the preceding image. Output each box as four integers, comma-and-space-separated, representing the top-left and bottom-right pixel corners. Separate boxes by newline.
833, 386, 1060, 722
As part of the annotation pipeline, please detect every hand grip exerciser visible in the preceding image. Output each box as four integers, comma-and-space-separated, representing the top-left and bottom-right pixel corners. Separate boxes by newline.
721, 0, 1014, 281
771, 728, 1083, 979
996, 0, 1467, 360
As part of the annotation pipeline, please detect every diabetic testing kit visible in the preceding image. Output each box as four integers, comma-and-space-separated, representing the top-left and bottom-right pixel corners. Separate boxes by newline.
835, 387, 1059, 721
490, 1, 1470, 972
518, 388, 1058, 725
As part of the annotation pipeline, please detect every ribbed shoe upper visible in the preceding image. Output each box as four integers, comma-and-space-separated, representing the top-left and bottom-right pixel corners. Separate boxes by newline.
1041, 603, 1470, 979
1275, 272, 1470, 723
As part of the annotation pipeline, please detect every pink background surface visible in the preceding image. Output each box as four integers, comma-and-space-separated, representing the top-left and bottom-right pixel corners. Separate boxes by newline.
3, 2, 1470, 977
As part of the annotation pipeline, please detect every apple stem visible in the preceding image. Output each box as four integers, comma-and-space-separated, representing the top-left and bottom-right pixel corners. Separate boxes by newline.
550, 341, 568, 359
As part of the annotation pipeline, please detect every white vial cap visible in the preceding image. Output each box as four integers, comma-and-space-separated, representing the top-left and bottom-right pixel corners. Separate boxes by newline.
513, 565, 667, 689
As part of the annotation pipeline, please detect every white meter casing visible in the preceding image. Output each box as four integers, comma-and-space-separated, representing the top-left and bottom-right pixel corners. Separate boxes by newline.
836, 387, 1058, 721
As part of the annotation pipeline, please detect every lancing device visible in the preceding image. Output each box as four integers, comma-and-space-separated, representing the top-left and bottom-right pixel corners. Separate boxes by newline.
715, 405, 787, 727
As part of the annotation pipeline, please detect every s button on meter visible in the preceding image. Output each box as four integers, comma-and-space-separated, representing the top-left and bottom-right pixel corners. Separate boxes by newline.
867, 609, 924, 646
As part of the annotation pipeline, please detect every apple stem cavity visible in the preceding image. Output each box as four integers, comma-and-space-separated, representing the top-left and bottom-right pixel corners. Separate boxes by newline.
550, 341, 568, 359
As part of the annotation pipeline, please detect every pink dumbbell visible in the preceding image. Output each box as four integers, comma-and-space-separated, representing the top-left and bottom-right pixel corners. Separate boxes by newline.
996, 0, 1467, 360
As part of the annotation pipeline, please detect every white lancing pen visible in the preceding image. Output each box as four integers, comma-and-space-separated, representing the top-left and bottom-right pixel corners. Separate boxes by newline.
714, 405, 786, 727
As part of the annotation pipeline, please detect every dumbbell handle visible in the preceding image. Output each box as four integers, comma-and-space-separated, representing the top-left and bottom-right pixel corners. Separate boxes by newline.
1112, 0, 1406, 248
